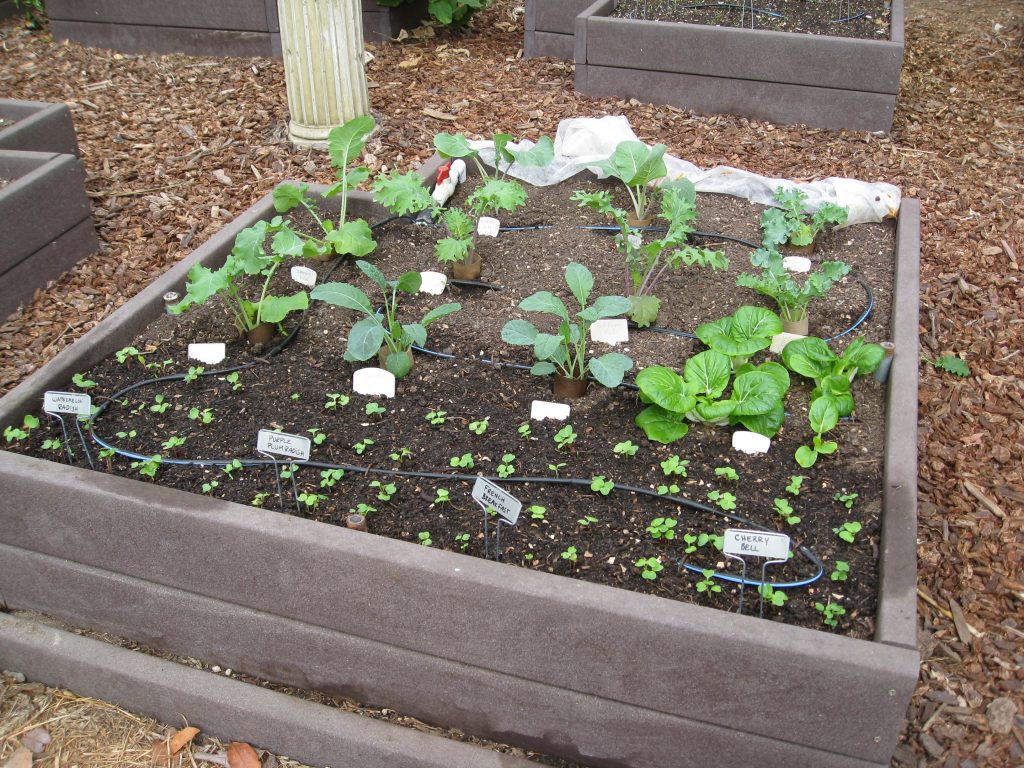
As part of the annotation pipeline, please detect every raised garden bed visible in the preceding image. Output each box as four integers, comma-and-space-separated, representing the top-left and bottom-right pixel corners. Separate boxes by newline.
0, 98, 80, 156
0, 152, 920, 767
526, 0, 904, 132
0, 149, 98, 319
44, 0, 429, 57
524, 0, 593, 59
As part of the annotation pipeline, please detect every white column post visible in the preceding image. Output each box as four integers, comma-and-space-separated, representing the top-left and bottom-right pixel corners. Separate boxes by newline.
277, 0, 371, 147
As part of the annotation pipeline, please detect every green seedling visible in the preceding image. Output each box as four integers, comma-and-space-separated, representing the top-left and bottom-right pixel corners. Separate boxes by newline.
278, 463, 298, 480
433, 207, 476, 270
222, 458, 243, 478
696, 569, 721, 594
560, 545, 578, 564
131, 454, 162, 480
635, 557, 664, 581
188, 407, 213, 424
759, 583, 788, 607
370, 480, 397, 501
71, 372, 96, 389
646, 517, 677, 541
320, 468, 345, 488
795, 398, 839, 469
613, 440, 638, 457
685, 533, 723, 554
577, 514, 599, 527
523, 552, 535, 563
773, 497, 801, 525
454, 532, 470, 551
786, 475, 805, 496
528, 505, 547, 520
251, 491, 269, 507
307, 428, 327, 445
926, 354, 970, 377
224, 372, 243, 391
202, 479, 220, 494
115, 346, 145, 366
660, 455, 689, 478
517, 422, 532, 438
350, 503, 377, 516
183, 366, 204, 383
418, 531, 433, 547
450, 453, 474, 469
425, 409, 447, 425
434, 488, 450, 505
389, 447, 413, 463
830, 561, 850, 582
468, 416, 490, 435
150, 394, 171, 414
657, 483, 680, 496
554, 425, 577, 450
580, 139, 667, 224
590, 476, 614, 495
707, 490, 737, 511
41, 438, 62, 452
833, 521, 862, 544
714, 466, 739, 481
496, 453, 516, 478
815, 599, 846, 628
548, 462, 567, 477
115, 429, 138, 440
298, 492, 326, 510
4, 414, 40, 443
833, 492, 859, 510
146, 359, 174, 371
365, 402, 386, 416
353, 438, 374, 455
163, 435, 187, 451
325, 392, 349, 409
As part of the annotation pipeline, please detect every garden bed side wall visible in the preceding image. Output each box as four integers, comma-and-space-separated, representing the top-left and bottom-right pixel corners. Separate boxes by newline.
0, 184, 920, 768
571, 0, 905, 132
0, 98, 80, 156
43, 0, 426, 57
523, 0, 593, 59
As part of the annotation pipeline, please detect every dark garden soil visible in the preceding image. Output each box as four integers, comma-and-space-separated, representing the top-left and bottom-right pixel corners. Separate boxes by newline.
612, 0, 891, 39
13, 175, 896, 638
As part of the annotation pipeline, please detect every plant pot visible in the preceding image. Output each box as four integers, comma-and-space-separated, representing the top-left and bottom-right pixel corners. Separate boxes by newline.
247, 322, 275, 345
378, 346, 414, 378
627, 212, 653, 228
782, 313, 809, 336
552, 375, 589, 398
345, 513, 368, 532
786, 239, 816, 255
451, 250, 481, 281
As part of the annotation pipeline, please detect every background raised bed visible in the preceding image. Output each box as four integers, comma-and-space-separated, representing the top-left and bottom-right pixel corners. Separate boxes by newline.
0, 97, 79, 155
0, 172, 920, 767
44, 0, 430, 56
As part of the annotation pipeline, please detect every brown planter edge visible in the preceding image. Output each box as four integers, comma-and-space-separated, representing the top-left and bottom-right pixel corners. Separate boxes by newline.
568, 0, 904, 132
0, 178, 920, 768
0, 98, 80, 156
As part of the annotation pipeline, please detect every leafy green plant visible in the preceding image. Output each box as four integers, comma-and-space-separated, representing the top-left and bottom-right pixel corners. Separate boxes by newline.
71, 372, 96, 389
707, 490, 737, 511
695, 305, 783, 369
548, 462, 567, 477
251, 491, 270, 507
454, 532, 471, 551
279, 463, 298, 480
635, 350, 790, 444
372, 169, 436, 218
660, 455, 689, 477
590, 476, 613, 495
115, 429, 138, 440
585, 140, 668, 223
553, 425, 577, 450
311, 260, 460, 379
782, 336, 885, 418
635, 557, 664, 581
426, 409, 448, 426
794, 397, 839, 468
834, 492, 859, 510
759, 583, 788, 607
496, 453, 516, 478
183, 366, 204, 383
222, 458, 243, 478
434, 488, 450, 505
350, 502, 377, 516
202, 479, 220, 494
657, 483, 680, 496
307, 428, 327, 446
695, 569, 721, 594
370, 480, 397, 501
365, 402, 386, 416
786, 475, 805, 495
115, 346, 145, 366
433, 131, 553, 217
272, 115, 377, 259
353, 438, 375, 455
298, 492, 326, 510
501, 262, 633, 388
450, 452, 474, 469
188, 407, 213, 425
389, 447, 413, 463
131, 454, 162, 480
815, 599, 846, 628
320, 468, 345, 488
613, 440, 638, 457
572, 181, 727, 326
773, 497, 801, 525
560, 545, 578, 565
528, 505, 547, 520
760, 187, 849, 248
434, 207, 476, 268
325, 392, 350, 409
374, 0, 490, 30
682, 532, 717, 554
714, 466, 739, 481
737, 247, 850, 328
830, 561, 850, 582
517, 422, 532, 438
468, 416, 490, 435
41, 438, 62, 452
4, 414, 39, 443
833, 521, 862, 544
224, 372, 243, 391
149, 394, 170, 414
577, 514, 599, 527
926, 354, 970, 377
646, 517, 677, 541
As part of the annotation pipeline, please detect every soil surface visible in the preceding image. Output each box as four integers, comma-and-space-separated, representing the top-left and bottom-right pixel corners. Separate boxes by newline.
1, 0, 1023, 766
613, 0, 891, 39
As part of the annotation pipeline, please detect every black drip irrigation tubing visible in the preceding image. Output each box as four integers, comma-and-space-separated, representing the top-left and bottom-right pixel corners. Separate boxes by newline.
83, 213, 879, 593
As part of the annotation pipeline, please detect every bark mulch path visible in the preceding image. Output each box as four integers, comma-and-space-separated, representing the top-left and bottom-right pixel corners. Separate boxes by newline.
0, 0, 1022, 766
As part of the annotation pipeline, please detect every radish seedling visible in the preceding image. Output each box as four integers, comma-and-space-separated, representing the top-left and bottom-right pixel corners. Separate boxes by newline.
614, 440, 638, 457
696, 570, 721, 594
815, 599, 846, 628
468, 416, 490, 435
352, 438, 374, 455
365, 402, 386, 416
4, 414, 39, 443
714, 466, 739, 481
660, 454, 689, 477
774, 497, 801, 525
833, 492, 858, 510
454, 533, 470, 551
426, 409, 448, 425
434, 488, 450, 505
71, 373, 96, 389
324, 392, 349, 409
320, 469, 345, 488
450, 453, 474, 469
496, 453, 516, 478
370, 481, 397, 501
830, 561, 850, 582
759, 583, 788, 607
707, 490, 737, 511
646, 517, 677, 541
577, 514, 599, 527
590, 476, 613, 495
833, 521, 862, 544
553, 425, 577, 450
635, 557, 664, 581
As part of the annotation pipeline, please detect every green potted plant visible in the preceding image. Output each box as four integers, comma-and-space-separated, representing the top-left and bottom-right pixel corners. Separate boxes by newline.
310, 260, 461, 379
737, 247, 851, 335
583, 140, 668, 226
501, 262, 633, 398
760, 186, 849, 253
434, 207, 479, 280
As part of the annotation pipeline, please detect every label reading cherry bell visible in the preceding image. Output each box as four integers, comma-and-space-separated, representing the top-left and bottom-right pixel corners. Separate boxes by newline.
723, 529, 790, 560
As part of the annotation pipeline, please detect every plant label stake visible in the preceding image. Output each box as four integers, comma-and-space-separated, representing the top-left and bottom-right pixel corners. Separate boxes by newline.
472, 476, 521, 561
477, 217, 500, 238
723, 529, 790, 618
590, 318, 629, 346
290, 265, 318, 288
418, 271, 447, 295
43, 391, 93, 468
188, 343, 226, 365
353, 368, 395, 398
530, 400, 570, 421
256, 429, 311, 513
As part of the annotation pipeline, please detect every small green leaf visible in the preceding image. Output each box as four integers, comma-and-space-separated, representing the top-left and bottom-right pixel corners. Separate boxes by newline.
933, 355, 969, 377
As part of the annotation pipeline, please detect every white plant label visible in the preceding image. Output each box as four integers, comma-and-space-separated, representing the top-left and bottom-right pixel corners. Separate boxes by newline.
419, 271, 448, 295
732, 431, 770, 455
43, 391, 91, 416
477, 216, 500, 238
590, 318, 629, 345
530, 400, 570, 421
627, 233, 643, 250
782, 256, 812, 273
472, 476, 522, 525
188, 342, 226, 365
291, 265, 317, 287
256, 429, 311, 461
723, 529, 790, 560
353, 367, 395, 398
769, 332, 806, 355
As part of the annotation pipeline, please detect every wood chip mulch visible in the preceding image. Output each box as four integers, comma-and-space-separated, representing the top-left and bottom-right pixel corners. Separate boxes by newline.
0, 0, 1022, 765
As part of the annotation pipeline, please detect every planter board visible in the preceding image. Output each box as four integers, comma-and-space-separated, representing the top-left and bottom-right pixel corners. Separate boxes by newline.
524, 0, 594, 59
568, 0, 904, 132
0, 0, 18, 20
0, 176, 921, 768
0, 98, 80, 156
0, 150, 99, 319
45, 0, 429, 57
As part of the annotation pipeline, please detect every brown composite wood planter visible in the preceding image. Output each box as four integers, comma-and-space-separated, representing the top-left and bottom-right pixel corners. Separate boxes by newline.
526, 0, 905, 132
43, 0, 429, 56
0, 170, 921, 767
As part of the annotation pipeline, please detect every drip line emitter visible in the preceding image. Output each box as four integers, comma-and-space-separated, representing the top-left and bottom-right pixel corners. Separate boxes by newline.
55, 208, 877, 619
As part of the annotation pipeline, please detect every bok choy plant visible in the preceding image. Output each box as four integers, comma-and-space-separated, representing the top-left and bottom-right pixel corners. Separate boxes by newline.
695, 306, 783, 369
